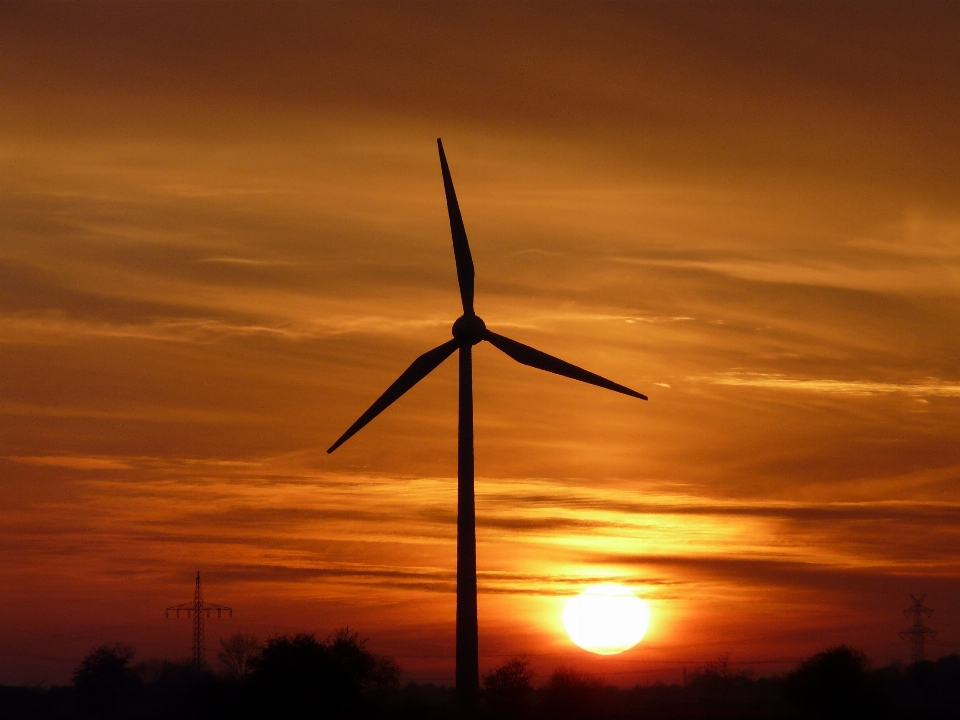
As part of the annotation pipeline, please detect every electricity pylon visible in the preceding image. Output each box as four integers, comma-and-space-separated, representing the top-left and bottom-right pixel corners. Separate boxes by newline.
166, 571, 232, 669
900, 594, 936, 663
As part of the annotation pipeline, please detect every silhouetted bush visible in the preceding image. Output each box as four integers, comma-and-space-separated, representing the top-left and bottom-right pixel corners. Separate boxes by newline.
0, 685, 76, 720
785, 645, 871, 718
327, 627, 400, 696
244, 628, 399, 719
6, 640, 955, 720
539, 667, 609, 720
483, 657, 534, 717
899, 654, 960, 717
72, 644, 139, 718
389, 682, 456, 720
133, 659, 233, 720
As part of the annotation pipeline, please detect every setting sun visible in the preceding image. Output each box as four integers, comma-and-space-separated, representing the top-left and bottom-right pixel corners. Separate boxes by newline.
563, 584, 650, 655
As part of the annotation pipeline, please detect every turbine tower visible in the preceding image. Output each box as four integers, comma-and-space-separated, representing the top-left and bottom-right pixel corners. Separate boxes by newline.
900, 594, 936, 663
166, 571, 233, 669
328, 139, 647, 699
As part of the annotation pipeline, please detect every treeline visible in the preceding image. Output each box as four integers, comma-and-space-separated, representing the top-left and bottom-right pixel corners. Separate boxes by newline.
2, 635, 960, 719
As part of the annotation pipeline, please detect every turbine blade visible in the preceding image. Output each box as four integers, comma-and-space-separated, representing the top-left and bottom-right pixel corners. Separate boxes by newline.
327, 338, 460, 453
437, 138, 475, 314
485, 331, 647, 400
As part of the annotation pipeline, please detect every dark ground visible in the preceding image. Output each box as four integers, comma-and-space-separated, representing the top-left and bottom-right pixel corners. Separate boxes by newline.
2, 635, 959, 720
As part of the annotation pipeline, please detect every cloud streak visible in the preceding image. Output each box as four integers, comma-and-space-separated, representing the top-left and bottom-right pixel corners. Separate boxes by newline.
703, 372, 960, 397
8, 455, 132, 470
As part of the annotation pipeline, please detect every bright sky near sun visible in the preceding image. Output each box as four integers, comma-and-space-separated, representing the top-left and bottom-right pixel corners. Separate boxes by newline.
565, 585, 650, 656
3, 1, 960, 687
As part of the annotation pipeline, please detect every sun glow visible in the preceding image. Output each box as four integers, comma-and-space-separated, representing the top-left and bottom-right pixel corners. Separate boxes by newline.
563, 584, 650, 655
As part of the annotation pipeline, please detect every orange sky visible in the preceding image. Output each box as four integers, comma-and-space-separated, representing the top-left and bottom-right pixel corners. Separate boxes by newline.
3, 1, 960, 686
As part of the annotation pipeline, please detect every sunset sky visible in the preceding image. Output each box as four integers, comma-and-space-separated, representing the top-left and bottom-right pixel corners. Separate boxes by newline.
3, 1, 960, 687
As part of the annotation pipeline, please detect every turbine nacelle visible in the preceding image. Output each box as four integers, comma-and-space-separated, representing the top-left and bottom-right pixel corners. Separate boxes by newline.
452, 314, 487, 346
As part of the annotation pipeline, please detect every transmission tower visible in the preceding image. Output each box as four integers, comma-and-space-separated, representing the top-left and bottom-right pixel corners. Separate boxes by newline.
166, 571, 232, 669
899, 594, 936, 663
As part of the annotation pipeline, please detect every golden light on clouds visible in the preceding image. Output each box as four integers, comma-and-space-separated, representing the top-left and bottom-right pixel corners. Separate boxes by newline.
3, 0, 960, 686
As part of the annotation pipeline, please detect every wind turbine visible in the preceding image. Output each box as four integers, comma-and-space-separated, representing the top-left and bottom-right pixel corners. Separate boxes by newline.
328, 139, 647, 699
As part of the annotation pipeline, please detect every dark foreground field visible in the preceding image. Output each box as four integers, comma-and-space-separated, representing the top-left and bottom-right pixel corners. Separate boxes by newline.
3, 631, 959, 719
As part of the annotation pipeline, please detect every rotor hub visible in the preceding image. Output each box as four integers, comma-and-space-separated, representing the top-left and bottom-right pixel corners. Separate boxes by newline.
452, 314, 486, 345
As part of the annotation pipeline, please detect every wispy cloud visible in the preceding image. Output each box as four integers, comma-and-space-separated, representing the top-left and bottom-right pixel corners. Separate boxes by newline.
0, 401, 267, 423
157, 561, 676, 596
700, 371, 960, 397
849, 214, 960, 260
195, 256, 301, 267
0, 311, 451, 345
8, 455, 132, 470
615, 257, 960, 295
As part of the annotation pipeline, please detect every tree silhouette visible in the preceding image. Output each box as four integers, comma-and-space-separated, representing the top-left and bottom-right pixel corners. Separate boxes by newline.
246, 629, 398, 719
72, 643, 138, 718
218, 633, 261, 679
483, 658, 534, 717
327, 627, 400, 695
785, 645, 871, 718
484, 657, 534, 694
541, 667, 607, 720
13, 643, 960, 720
